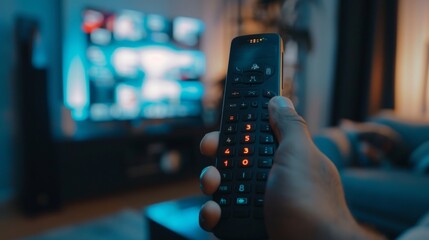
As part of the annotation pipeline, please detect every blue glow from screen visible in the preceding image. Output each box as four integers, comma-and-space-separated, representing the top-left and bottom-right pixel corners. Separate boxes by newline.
146, 202, 203, 238
63, 8, 206, 122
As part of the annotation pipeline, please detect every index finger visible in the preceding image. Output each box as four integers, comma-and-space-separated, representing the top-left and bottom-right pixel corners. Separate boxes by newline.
200, 131, 219, 157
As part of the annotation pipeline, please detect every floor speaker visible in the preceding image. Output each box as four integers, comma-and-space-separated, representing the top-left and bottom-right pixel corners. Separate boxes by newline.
14, 16, 61, 215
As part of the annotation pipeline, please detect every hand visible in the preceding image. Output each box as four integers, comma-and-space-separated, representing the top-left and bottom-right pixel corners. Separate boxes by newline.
199, 96, 386, 239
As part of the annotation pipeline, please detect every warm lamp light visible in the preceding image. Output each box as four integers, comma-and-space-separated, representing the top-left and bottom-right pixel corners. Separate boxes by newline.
395, 0, 429, 119
423, 43, 429, 116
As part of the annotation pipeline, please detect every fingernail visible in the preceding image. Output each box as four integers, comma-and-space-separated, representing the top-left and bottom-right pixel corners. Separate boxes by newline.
272, 96, 295, 110
200, 166, 209, 180
199, 203, 207, 222
199, 166, 209, 191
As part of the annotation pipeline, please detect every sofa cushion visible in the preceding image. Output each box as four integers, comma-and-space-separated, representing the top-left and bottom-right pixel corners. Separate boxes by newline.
410, 141, 429, 174
341, 168, 429, 236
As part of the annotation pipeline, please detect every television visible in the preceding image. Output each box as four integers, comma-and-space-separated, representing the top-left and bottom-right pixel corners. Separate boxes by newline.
61, 8, 206, 139
56, 7, 210, 201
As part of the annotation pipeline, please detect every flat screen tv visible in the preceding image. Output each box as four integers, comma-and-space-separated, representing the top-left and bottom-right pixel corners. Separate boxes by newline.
61, 8, 206, 139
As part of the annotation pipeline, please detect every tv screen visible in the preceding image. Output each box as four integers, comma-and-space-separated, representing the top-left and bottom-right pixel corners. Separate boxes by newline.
62, 8, 206, 138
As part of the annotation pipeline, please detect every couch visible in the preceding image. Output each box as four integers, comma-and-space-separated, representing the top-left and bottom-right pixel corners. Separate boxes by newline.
313, 112, 429, 238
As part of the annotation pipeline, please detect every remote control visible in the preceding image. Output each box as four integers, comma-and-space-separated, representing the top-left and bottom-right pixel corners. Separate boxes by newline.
213, 33, 283, 239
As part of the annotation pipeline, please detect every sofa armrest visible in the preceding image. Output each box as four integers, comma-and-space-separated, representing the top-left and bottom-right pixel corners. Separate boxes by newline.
369, 111, 429, 151
313, 128, 354, 170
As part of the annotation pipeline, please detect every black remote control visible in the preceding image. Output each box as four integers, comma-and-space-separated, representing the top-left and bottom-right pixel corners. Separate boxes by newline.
213, 33, 283, 239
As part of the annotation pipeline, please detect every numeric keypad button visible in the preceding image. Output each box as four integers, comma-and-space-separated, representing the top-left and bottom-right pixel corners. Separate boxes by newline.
236, 183, 251, 193
242, 113, 257, 121
223, 136, 236, 145
241, 134, 255, 144
239, 158, 253, 167
241, 123, 256, 132
238, 170, 252, 180
239, 146, 254, 156
226, 114, 238, 122
224, 124, 237, 134
222, 147, 235, 156
220, 159, 234, 169
220, 171, 233, 181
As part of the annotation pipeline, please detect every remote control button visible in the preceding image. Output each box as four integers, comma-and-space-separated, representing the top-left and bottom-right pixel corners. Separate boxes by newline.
261, 123, 271, 132
226, 114, 238, 122
241, 134, 255, 143
233, 65, 243, 73
261, 112, 270, 121
260, 146, 274, 156
265, 65, 274, 76
230, 90, 241, 98
236, 183, 251, 193
256, 171, 268, 181
239, 158, 253, 167
224, 136, 236, 145
263, 101, 269, 109
217, 196, 231, 206
251, 101, 259, 108
224, 124, 237, 134
248, 63, 262, 71
244, 63, 266, 74
238, 170, 252, 180
260, 135, 274, 144
245, 90, 259, 97
235, 197, 250, 206
255, 197, 264, 207
232, 75, 241, 84
220, 159, 234, 169
263, 90, 276, 98
220, 171, 233, 181
258, 158, 273, 168
244, 72, 263, 84
242, 113, 257, 121
228, 103, 239, 109
241, 123, 256, 132
222, 147, 235, 156
218, 184, 232, 193
239, 146, 254, 156
239, 102, 248, 109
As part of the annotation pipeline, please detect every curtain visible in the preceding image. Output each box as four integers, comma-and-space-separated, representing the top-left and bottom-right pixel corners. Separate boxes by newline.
330, 0, 397, 125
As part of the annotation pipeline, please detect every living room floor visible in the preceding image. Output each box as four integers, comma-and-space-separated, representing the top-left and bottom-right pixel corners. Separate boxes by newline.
0, 177, 201, 239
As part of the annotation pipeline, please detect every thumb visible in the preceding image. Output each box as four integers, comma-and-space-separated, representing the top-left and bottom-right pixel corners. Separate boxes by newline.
268, 96, 312, 153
